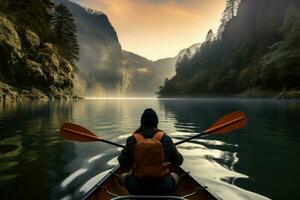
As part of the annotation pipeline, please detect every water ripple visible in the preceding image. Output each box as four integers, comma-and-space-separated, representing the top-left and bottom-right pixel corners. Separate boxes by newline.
2, 99, 298, 200
61, 169, 88, 189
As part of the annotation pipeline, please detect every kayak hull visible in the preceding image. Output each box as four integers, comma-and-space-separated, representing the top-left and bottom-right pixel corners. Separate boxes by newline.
83, 165, 221, 200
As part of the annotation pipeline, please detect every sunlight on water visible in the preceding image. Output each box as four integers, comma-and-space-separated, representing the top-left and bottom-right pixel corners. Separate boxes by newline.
178, 141, 269, 200
107, 157, 119, 166
117, 133, 131, 139
78, 168, 112, 194
61, 169, 88, 189
1, 99, 300, 199
87, 154, 106, 163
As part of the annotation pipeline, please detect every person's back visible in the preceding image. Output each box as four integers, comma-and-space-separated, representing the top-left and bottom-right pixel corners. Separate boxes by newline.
118, 108, 183, 195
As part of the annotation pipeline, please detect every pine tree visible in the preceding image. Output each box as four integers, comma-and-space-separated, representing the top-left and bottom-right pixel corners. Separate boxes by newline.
53, 4, 80, 64
205, 29, 216, 43
0, 0, 8, 12
217, 0, 241, 39
1, 0, 54, 41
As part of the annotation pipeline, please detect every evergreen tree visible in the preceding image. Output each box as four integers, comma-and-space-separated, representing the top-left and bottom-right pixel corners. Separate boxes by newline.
53, 4, 79, 64
217, 0, 241, 39
0, 0, 8, 12
0, 0, 54, 41
205, 29, 216, 43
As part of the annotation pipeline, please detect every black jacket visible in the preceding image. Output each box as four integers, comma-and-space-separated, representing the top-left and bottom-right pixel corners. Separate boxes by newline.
118, 127, 183, 167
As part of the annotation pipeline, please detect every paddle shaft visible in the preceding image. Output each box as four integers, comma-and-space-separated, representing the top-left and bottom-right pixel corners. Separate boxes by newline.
101, 139, 125, 148
116, 114, 243, 147
175, 131, 206, 146
174, 116, 245, 146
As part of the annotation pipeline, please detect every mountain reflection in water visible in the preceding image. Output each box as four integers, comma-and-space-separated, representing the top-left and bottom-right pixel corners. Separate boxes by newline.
1, 99, 300, 200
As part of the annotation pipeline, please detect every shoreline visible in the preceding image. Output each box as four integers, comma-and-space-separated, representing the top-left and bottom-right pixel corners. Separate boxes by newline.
0, 82, 82, 101
157, 89, 300, 100
1, 96, 300, 102
1, 82, 300, 101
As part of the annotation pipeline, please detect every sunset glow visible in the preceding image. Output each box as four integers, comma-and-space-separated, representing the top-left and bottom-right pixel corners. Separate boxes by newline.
72, 0, 226, 60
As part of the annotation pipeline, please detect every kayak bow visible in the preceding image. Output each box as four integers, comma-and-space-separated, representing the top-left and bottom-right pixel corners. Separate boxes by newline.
81, 165, 221, 200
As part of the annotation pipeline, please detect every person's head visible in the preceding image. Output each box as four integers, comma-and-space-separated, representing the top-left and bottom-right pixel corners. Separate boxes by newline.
140, 108, 158, 128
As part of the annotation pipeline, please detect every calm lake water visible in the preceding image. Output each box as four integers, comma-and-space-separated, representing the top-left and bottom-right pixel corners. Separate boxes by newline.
0, 98, 300, 200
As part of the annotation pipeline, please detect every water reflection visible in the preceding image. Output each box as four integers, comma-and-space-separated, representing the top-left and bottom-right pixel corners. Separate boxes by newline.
0, 101, 76, 200
1, 99, 299, 200
159, 98, 300, 199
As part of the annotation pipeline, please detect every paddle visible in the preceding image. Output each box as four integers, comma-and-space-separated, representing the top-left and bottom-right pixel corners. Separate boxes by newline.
59, 111, 247, 148
59, 122, 125, 148
174, 111, 248, 146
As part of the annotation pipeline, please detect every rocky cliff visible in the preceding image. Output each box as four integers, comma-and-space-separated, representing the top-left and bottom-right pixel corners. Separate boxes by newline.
0, 14, 77, 100
56, 0, 127, 96
57, 0, 179, 96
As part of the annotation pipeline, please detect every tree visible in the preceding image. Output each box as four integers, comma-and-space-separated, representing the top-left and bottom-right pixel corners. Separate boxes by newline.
0, 0, 8, 12
217, 0, 241, 39
0, 0, 54, 41
53, 4, 79, 64
205, 29, 216, 43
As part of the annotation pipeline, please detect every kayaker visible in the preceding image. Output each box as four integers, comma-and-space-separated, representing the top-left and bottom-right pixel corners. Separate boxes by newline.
118, 108, 183, 195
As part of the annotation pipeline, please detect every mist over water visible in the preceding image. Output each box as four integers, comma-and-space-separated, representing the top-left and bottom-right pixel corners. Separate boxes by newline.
0, 99, 299, 200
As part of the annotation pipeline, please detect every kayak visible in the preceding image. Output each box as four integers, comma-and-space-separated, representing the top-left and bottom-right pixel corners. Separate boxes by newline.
81, 165, 221, 200
60, 112, 248, 199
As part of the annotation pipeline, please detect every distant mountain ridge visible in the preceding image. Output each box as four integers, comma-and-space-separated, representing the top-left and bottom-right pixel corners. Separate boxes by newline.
121, 43, 202, 94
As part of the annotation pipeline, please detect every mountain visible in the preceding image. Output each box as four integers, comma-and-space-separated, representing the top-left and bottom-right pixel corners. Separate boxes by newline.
177, 43, 201, 61
56, 0, 200, 96
55, 0, 178, 96
121, 43, 201, 95
54, 0, 123, 96
158, 0, 300, 98
121, 51, 174, 95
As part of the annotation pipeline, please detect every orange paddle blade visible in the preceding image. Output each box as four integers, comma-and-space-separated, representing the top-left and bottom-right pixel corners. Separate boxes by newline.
205, 111, 248, 135
59, 122, 101, 142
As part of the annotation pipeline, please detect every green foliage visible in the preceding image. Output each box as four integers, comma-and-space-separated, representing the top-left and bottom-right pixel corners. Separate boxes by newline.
159, 0, 300, 97
217, 0, 241, 39
53, 4, 79, 64
259, 4, 300, 90
280, 5, 300, 49
0, 0, 80, 77
0, 0, 54, 41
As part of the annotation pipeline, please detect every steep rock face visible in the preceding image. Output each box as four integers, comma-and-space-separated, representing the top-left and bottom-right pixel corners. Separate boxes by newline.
56, 0, 123, 92
0, 14, 22, 85
0, 14, 75, 100
0, 14, 21, 50
56, 0, 179, 96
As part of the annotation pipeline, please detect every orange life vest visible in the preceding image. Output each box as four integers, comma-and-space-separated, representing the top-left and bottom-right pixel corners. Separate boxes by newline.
133, 131, 170, 179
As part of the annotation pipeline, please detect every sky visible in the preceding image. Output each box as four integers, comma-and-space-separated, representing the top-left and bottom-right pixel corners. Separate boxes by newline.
73, 0, 226, 60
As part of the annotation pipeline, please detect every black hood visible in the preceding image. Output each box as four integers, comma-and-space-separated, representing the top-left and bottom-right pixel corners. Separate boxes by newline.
140, 108, 158, 128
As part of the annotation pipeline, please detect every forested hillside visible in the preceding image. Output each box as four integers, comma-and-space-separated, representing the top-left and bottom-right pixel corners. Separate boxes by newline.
158, 0, 300, 98
0, 0, 79, 100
